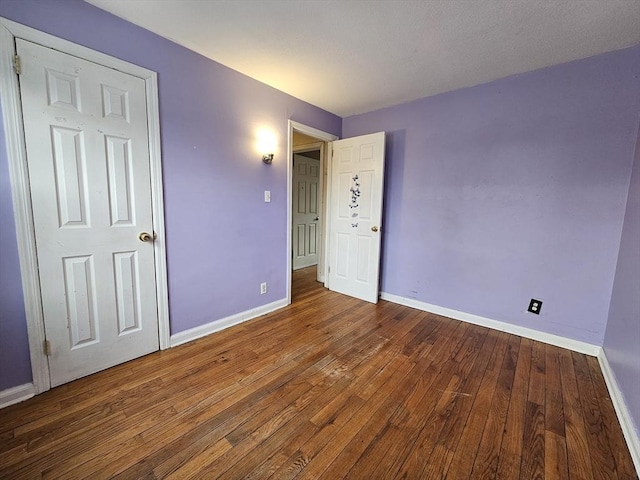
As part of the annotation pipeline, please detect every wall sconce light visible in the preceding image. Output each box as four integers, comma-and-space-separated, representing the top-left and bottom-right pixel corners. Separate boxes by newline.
257, 128, 277, 165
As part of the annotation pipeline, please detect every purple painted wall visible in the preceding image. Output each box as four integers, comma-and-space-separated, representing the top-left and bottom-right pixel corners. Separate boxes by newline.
0, 0, 340, 389
343, 45, 640, 345
0, 100, 32, 390
0, 0, 637, 404
604, 127, 640, 440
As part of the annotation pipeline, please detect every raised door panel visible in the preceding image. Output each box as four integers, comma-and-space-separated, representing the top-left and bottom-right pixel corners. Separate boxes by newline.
63, 255, 99, 348
46, 68, 81, 111
51, 126, 90, 228
105, 135, 135, 226
113, 251, 143, 335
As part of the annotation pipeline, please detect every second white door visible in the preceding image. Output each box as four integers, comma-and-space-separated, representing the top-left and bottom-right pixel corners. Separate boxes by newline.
292, 153, 320, 270
18, 39, 160, 387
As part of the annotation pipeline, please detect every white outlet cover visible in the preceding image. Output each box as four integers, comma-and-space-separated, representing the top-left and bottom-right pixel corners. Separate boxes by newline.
264, 190, 271, 202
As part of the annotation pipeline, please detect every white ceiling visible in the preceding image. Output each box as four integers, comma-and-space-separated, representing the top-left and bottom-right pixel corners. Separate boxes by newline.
84, 0, 640, 117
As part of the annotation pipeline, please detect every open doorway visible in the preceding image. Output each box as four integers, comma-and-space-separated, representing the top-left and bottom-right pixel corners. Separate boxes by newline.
287, 122, 338, 304
291, 136, 325, 301
287, 123, 386, 305
292, 142, 323, 301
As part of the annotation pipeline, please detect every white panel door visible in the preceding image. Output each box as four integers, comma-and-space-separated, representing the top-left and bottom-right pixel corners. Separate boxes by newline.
17, 39, 159, 387
328, 132, 385, 303
292, 154, 320, 270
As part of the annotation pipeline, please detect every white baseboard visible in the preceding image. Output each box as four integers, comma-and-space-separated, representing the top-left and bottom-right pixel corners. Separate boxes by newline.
0, 382, 35, 409
170, 298, 288, 348
380, 292, 601, 356
598, 350, 640, 475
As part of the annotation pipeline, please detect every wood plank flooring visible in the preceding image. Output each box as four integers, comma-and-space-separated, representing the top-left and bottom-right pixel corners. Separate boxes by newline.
0, 266, 636, 479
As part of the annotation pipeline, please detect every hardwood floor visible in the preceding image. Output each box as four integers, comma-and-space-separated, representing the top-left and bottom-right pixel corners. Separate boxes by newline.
0, 266, 636, 479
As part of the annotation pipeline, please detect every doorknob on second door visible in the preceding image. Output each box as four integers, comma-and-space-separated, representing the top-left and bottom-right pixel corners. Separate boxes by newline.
139, 232, 153, 242
371, 226, 379, 232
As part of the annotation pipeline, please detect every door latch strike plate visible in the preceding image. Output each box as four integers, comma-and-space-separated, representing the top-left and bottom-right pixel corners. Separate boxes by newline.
13, 55, 21, 75
44, 340, 51, 356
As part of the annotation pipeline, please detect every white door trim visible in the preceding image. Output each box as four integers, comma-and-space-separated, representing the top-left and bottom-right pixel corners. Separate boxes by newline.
287, 121, 338, 304
0, 17, 170, 394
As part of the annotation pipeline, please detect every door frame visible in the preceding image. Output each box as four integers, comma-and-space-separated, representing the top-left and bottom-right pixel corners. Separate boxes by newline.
0, 17, 170, 394
286, 121, 338, 304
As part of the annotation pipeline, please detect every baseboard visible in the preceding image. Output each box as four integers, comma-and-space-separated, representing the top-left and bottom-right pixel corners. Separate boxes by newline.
598, 350, 640, 474
380, 292, 601, 356
0, 382, 35, 409
170, 298, 288, 348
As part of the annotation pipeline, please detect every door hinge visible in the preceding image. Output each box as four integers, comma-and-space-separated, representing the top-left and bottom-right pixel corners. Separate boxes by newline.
13, 54, 21, 75
44, 339, 52, 356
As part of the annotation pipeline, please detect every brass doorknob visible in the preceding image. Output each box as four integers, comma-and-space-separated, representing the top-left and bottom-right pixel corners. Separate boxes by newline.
371, 226, 379, 232
139, 232, 153, 242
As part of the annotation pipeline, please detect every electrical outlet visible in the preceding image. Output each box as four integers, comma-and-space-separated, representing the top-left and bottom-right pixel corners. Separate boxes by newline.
264, 190, 271, 203
260, 282, 267, 295
528, 298, 542, 315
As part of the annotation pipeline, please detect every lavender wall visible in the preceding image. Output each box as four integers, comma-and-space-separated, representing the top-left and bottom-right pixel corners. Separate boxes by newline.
0, 100, 32, 390
0, 0, 340, 389
0, 0, 637, 396
343, 45, 640, 345
604, 128, 640, 439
